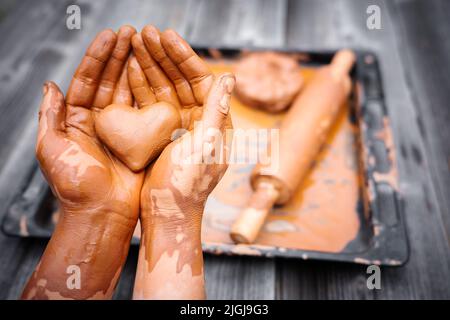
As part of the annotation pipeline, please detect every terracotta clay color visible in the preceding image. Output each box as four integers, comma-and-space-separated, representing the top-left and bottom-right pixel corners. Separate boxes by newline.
234, 51, 303, 113
230, 50, 356, 244
95, 102, 181, 172
132, 61, 363, 256
202, 85, 361, 252
22, 27, 146, 300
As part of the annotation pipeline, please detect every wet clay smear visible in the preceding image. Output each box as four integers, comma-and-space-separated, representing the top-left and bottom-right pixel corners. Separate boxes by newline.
202, 61, 361, 253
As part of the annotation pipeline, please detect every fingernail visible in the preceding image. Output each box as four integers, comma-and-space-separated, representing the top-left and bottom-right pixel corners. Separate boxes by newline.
42, 82, 49, 95
219, 94, 231, 114
218, 75, 235, 114
144, 25, 159, 38
224, 75, 235, 94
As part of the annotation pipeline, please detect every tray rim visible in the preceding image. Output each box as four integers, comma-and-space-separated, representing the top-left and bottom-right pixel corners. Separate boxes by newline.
1, 46, 409, 267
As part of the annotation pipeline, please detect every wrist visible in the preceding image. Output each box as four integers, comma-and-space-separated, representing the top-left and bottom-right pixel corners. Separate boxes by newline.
52, 206, 137, 267
60, 201, 138, 233
140, 206, 203, 237
22, 206, 136, 300
133, 217, 205, 300
59, 208, 136, 242
135, 194, 206, 300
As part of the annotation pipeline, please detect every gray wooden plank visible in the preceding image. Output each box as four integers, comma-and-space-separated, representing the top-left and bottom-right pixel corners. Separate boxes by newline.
189, 0, 287, 47
204, 255, 276, 299
223, 0, 287, 47
286, 0, 343, 49
388, 0, 450, 243
276, 260, 373, 299
0, 0, 17, 22
282, 0, 450, 299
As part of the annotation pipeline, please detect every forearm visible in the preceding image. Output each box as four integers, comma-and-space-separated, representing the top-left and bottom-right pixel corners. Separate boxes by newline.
21, 207, 136, 300
133, 215, 205, 300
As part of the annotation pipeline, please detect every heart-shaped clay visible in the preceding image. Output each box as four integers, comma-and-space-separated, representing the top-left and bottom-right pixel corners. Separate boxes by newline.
95, 102, 181, 172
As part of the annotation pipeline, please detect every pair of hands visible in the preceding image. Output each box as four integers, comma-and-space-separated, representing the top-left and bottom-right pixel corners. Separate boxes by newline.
38, 24, 233, 227
23, 25, 234, 299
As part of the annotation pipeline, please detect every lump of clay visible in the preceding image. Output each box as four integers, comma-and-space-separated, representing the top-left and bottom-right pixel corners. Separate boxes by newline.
95, 102, 181, 172
234, 52, 303, 113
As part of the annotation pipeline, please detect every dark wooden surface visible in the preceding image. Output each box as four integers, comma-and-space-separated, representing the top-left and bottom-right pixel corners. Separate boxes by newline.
0, 0, 449, 299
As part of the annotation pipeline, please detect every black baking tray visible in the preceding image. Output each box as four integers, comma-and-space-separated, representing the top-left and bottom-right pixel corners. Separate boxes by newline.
1, 47, 409, 266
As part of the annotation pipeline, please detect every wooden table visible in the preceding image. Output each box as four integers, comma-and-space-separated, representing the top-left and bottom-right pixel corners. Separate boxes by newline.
0, 0, 449, 299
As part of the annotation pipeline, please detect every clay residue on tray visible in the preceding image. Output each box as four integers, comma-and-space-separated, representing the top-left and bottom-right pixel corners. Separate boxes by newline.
372, 117, 399, 191
201, 62, 361, 253
20, 215, 29, 236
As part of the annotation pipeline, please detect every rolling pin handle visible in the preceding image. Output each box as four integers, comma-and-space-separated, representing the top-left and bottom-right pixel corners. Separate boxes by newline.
230, 182, 280, 244
330, 49, 356, 78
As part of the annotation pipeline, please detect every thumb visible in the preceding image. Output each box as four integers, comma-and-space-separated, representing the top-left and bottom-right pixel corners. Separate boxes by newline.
200, 73, 235, 132
190, 73, 234, 166
37, 81, 66, 146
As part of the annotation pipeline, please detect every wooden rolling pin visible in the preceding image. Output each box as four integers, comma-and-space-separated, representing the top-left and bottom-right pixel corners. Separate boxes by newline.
230, 50, 356, 244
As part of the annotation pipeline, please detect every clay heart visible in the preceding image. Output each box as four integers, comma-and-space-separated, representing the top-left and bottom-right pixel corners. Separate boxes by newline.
95, 102, 181, 172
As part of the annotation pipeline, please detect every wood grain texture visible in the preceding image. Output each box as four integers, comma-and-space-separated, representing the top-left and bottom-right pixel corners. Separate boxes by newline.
205, 255, 276, 300
189, 0, 287, 47
389, 0, 450, 243
283, 0, 450, 299
0, 0, 448, 300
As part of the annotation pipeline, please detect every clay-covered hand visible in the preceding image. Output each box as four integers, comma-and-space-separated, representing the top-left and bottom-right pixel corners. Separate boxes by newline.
93, 24, 214, 172
129, 25, 215, 130
140, 72, 235, 229
130, 26, 235, 299
130, 26, 235, 223
22, 27, 144, 300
